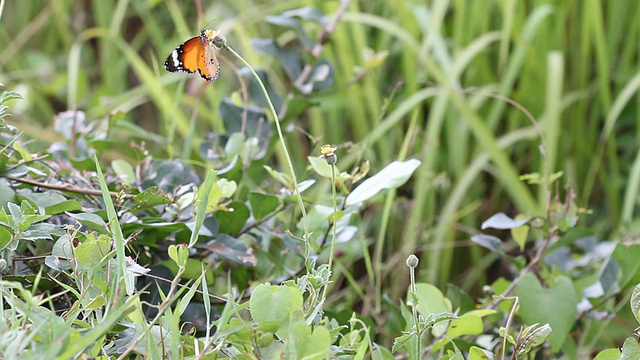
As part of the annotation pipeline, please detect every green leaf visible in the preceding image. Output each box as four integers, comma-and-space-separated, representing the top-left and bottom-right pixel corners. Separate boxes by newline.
296, 323, 332, 359
446, 313, 485, 339
86, 295, 106, 309
190, 170, 217, 247
263, 165, 292, 188
19, 229, 53, 241
392, 332, 415, 352
197, 177, 222, 214
0, 183, 16, 210
155, 258, 215, 284
249, 192, 280, 221
424, 312, 459, 328
612, 243, 640, 289
251, 38, 302, 80
7, 200, 50, 231
217, 178, 237, 199
510, 214, 530, 251
515, 274, 577, 352
250, 284, 303, 325
0, 225, 13, 247
0, 89, 23, 104
517, 323, 552, 356
593, 348, 621, 360
123, 219, 188, 232
215, 201, 250, 236
631, 283, 640, 324
282, 96, 317, 122
131, 187, 172, 210
50, 234, 75, 260
224, 132, 245, 156
67, 212, 108, 234
45, 200, 82, 215
308, 155, 337, 178
204, 234, 257, 266
346, 159, 421, 206
167, 244, 179, 264
75, 234, 111, 268
469, 346, 493, 360
413, 283, 450, 313
6, 202, 24, 230
433, 311, 489, 352
112, 159, 135, 186
12, 141, 32, 161
413, 283, 452, 337
621, 337, 640, 360
445, 347, 465, 360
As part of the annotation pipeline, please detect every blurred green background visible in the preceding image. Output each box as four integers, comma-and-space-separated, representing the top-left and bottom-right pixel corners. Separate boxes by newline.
2, 0, 640, 294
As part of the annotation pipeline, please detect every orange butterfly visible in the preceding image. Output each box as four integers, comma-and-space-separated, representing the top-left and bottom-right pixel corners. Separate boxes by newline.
164, 29, 222, 81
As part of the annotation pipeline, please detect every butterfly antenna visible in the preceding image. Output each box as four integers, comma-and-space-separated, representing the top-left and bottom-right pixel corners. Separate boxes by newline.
201, 18, 218, 30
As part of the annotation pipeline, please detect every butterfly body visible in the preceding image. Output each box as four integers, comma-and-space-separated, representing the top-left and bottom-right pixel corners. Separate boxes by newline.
164, 29, 221, 81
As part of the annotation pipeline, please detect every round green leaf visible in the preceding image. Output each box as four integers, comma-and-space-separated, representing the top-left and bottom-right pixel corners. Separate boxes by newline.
250, 284, 303, 325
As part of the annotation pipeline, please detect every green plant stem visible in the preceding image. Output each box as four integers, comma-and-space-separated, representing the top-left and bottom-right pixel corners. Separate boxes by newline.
225, 45, 310, 268
319, 162, 339, 304
327, 163, 338, 270
374, 189, 394, 312
409, 265, 420, 359
500, 295, 519, 360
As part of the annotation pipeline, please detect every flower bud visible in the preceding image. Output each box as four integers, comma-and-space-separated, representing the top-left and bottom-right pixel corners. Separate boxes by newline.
406, 254, 419, 268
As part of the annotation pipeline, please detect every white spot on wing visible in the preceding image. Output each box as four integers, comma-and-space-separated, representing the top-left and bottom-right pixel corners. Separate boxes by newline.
171, 51, 181, 67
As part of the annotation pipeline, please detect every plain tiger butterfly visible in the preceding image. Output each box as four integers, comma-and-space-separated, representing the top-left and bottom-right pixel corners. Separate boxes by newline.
164, 29, 224, 81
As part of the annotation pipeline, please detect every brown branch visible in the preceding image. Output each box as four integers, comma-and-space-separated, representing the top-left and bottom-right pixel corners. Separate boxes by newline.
294, 0, 352, 87
5, 176, 133, 199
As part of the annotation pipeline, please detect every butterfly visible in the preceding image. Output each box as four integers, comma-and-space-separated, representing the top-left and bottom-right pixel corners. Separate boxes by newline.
164, 29, 222, 81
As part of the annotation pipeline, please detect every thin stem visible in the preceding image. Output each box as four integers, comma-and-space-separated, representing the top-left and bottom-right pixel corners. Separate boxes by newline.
409, 266, 420, 358
497, 295, 519, 360
6, 175, 132, 199
294, 0, 352, 87
321, 164, 338, 301
319, 150, 338, 305
327, 163, 338, 270
224, 45, 310, 267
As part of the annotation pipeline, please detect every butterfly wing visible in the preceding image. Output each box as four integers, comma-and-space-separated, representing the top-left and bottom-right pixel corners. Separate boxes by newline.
164, 36, 203, 75
200, 41, 221, 82
198, 30, 221, 82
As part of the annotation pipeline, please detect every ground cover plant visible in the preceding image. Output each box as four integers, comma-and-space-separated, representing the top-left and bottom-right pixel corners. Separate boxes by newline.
2, 0, 640, 359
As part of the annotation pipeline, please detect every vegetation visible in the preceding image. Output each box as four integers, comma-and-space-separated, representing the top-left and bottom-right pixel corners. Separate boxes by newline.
2, 0, 640, 358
